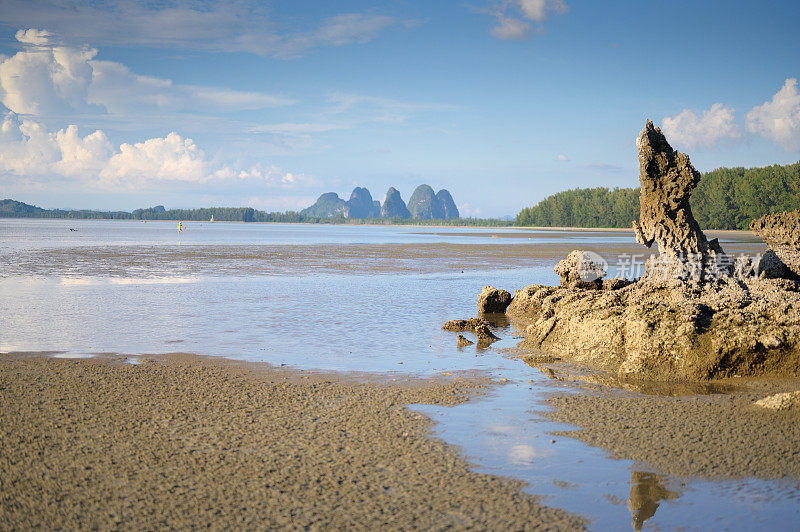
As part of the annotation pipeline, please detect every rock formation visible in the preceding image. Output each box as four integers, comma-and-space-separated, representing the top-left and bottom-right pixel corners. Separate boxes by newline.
477, 286, 513, 314
300, 192, 348, 218
408, 185, 445, 219
750, 210, 800, 278
301, 185, 458, 220
456, 334, 474, 347
407, 185, 460, 220
436, 190, 459, 219
450, 120, 800, 381
632, 121, 728, 280
346, 187, 381, 219
380, 187, 412, 219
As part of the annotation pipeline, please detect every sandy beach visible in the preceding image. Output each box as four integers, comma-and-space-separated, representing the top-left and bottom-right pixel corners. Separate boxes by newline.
0, 353, 584, 530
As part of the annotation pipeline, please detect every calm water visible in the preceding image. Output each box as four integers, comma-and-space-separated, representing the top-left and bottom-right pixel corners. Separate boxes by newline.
0, 219, 795, 530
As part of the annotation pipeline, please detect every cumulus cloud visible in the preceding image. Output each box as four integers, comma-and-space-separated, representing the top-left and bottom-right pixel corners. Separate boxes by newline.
0, 30, 293, 117
745, 78, 800, 152
0, 2, 400, 58
661, 103, 741, 150
557, 154, 568, 161
488, 0, 568, 40
0, 112, 305, 190
15, 28, 52, 46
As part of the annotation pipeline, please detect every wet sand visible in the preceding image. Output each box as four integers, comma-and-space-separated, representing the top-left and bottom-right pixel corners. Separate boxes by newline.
0, 353, 584, 530
543, 379, 800, 480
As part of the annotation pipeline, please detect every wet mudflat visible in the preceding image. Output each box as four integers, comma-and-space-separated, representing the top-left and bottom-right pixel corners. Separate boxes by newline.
1, 219, 798, 530
0, 354, 584, 530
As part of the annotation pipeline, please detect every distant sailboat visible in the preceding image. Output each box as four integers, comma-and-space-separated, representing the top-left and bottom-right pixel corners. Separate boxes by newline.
210, 215, 214, 223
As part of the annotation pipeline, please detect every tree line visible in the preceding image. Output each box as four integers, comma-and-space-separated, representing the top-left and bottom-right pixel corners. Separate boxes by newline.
515, 161, 800, 230
0, 200, 512, 226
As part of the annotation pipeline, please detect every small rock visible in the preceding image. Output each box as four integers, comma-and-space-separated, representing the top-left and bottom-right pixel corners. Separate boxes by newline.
442, 317, 490, 332
474, 323, 500, 342
456, 335, 474, 348
754, 391, 800, 411
477, 286, 513, 313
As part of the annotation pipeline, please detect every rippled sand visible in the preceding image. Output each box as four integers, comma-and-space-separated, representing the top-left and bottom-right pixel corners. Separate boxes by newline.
0, 354, 584, 530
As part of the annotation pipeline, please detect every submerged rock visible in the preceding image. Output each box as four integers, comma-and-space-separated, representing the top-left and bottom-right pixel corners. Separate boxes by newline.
750, 210, 800, 278
477, 286, 513, 313
456, 334, 474, 348
442, 318, 491, 332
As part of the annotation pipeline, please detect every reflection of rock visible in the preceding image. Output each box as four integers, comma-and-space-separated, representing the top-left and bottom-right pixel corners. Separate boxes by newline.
628, 471, 680, 532
456, 334, 474, 347
754, 390, 800, 410
477, 286, 513, 313
751, 210, 800, 279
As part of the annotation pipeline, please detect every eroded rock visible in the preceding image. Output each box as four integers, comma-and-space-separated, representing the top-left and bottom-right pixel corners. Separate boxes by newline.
497, 121, 800, 381
750, 210, 800, 278
442, 318, 491, 332
477, 286, 513, 313
553, 250, 607, 289
456, 334, 474, 348
632, 121, 729, 280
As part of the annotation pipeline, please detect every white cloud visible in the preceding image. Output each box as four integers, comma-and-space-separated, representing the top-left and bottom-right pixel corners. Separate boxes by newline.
15, 28, 52, 46
745, 78, 800, 152
0, 112, 305, 190
0, 40, 97, 115
557, 154, 568, 161
0, 31, 293, 118
661, 103, 741, 150
490, 16, 531, 40
0, 2, 401, 59
488, 0, 568, 40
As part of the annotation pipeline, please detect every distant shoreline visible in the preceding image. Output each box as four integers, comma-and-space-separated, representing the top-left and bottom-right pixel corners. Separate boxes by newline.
0, 216, 755, 235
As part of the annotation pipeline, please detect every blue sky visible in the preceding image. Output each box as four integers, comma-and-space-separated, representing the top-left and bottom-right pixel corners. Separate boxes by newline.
0, 0, 798, 217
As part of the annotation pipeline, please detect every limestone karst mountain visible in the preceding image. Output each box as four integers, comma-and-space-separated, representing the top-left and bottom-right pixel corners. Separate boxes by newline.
380, 187, 411, 219
408, 185, 444, 219
436, 189, 459, 220
346, 187, 381, 219
302, 185, 458, 220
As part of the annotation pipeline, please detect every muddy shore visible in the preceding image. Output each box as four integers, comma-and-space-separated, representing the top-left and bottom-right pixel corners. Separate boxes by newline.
0, 353, 584, 530
543, 379, 800, 480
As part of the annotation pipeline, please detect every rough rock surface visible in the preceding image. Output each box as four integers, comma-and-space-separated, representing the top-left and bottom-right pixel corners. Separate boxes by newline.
474, 323, 500, 342
456, 334, 474, 347
554, 250, 607, 289
753, 391, 800, 411
632, 121, 729, 281
498, 121, 800, 381
477, 286, 513, 313
507, 276, 800, 380
442, 318, 491, 332
751, 210, 800, 278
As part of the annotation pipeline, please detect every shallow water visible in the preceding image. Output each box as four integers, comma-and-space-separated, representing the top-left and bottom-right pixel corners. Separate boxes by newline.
0, 218, 793, 530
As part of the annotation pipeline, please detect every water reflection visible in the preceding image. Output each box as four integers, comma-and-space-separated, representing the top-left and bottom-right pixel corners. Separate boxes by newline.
628, 471, 680, 531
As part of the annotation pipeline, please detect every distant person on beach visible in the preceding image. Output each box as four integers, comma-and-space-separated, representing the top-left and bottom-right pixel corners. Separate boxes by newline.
178, 221, 184, 234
